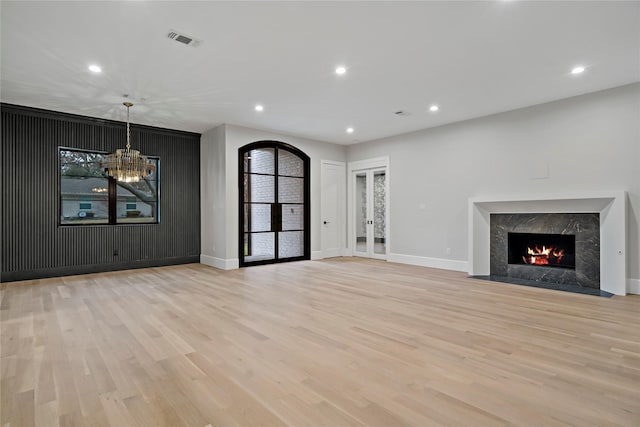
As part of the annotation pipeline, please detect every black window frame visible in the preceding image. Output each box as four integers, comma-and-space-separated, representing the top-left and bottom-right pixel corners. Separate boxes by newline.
58, 146, 160, 226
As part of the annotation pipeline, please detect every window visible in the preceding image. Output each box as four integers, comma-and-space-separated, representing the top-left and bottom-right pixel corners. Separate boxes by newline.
59, 148, 159, 225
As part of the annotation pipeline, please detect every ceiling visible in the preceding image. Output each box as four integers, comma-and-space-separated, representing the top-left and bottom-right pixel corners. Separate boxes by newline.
1, 1, 639, 145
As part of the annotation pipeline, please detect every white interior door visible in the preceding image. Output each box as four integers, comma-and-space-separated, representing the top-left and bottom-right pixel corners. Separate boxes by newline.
353, 167, 387, 259
321, 160, 345, 258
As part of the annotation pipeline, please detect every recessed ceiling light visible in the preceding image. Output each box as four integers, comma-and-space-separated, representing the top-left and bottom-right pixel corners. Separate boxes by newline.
255, 104, 264, 112
88, 64, 102, 73
346, 127, 354, 134
429, 105, 440, 112
571, 66, 585, 75
335, 66, 347, 75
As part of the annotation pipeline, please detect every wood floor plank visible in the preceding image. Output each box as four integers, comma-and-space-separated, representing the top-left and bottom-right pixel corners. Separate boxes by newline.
1, 258, 639, 426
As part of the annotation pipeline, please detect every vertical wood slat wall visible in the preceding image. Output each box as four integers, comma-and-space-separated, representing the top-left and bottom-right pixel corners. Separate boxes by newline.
1, 104, 201, 281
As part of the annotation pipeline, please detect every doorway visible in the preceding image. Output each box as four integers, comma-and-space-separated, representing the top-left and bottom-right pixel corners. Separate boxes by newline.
349, 157, 389, 260
321, 160, 346, 258
239, 141, 310, 266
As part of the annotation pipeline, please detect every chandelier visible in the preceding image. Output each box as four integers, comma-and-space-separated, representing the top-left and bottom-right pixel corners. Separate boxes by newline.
102, 102, 155, 183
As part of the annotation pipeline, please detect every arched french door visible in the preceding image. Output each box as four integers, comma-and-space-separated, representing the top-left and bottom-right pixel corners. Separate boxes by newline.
239, 141, 310, 267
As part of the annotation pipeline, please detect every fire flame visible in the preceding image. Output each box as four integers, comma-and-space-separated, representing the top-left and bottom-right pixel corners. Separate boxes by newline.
523, 245, 565, 266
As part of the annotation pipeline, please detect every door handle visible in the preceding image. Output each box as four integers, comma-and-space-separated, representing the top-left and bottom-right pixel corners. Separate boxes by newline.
323, 221, 330, 225
271, 203, 282, 232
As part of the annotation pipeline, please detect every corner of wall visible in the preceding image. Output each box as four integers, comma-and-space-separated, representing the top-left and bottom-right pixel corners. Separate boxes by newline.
201, 124, 228, 260
200, 255, 239, 270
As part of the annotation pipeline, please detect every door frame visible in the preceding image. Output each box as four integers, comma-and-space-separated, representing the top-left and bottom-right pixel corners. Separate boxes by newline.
238, 140, 311, 267
347, 157, 390, 258
320, 160, 346, 259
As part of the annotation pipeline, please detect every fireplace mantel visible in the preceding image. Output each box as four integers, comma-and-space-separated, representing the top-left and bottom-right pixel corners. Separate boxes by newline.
468, 191, 627, 295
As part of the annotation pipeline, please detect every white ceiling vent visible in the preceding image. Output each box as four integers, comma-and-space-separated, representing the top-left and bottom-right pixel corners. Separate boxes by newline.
167, 29, 201, 47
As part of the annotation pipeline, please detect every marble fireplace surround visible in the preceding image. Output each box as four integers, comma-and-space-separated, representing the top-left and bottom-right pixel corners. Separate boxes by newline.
468, 191, 627, 295
491, 213, 600, 289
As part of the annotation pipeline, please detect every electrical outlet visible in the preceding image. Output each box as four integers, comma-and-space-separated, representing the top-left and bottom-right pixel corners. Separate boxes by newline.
446, 248, 451, 256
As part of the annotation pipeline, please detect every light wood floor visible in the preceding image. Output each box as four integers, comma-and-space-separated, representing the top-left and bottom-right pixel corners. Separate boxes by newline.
2, 258, 639, 426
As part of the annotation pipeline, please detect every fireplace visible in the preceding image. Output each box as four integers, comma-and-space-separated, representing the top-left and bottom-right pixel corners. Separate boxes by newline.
490, 213, 599, 289
508, 232, 575, 269
468, 192, 628, 295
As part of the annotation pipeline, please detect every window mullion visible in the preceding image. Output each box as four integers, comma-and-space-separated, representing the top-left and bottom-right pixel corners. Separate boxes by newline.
108, 177, 117, 224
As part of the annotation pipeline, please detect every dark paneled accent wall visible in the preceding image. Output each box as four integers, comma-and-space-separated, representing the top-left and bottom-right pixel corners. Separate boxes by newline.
1, 104, 201, 281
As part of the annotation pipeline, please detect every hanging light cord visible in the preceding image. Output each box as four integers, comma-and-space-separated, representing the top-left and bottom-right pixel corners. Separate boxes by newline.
125, 102, 132, 151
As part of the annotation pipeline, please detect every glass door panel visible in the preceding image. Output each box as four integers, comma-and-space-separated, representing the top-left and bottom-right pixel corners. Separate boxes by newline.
278, 231, 304, 258
373, 170, 386, 256
278, 176, 304, 203
278, 150, 304, 177
244, 232, 275, 263
245, 148, 275, 174
243, 202, 274, 262
355, 172, 367, 254
281, 204, 303, 231
246, 203, 272, 232
245, 174, 275, 203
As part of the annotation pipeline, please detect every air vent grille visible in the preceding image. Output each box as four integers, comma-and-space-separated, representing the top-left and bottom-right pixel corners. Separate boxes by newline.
167, 29, 201, 47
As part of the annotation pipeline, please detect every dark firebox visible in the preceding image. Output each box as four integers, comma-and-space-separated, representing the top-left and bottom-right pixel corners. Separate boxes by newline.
508, 232, 575, 269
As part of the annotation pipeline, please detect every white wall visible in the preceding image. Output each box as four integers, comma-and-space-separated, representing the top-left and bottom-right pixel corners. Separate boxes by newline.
347, 83, 640, 282
201, 124, 347, 266
201, 124, 228, 265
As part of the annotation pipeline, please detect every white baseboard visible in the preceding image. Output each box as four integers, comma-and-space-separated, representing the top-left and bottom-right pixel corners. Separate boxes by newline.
388, 253, 468, 272
312, 249, 351, 260
629, 278, 640, 295
200, 255, 239, 270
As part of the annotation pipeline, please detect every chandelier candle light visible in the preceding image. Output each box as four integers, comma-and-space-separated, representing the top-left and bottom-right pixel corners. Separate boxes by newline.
102, 102, 155, 183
